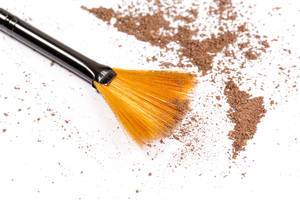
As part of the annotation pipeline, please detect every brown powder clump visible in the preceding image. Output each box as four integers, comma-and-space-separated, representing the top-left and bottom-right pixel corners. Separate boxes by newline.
210, 0, 236, 21
175, 29, 236, 74
224, 80, 266, 159
212, 0, 232, 15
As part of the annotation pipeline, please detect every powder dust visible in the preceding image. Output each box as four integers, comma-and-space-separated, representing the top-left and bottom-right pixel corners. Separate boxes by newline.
82, 3, 238, 74
82, 0, 299, 162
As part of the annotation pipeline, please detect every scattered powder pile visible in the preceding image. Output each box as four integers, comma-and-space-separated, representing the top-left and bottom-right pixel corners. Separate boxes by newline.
81, 0, 298, 160
224, 80, 266, 158
82, 1, 266, 159
82, 3, 239, 74
82, 0, 270, 77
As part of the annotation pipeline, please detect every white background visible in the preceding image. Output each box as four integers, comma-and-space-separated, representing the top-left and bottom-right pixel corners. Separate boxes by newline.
0, 0, 300, 199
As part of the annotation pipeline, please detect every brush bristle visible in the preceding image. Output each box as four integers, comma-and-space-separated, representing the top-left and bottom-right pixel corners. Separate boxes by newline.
94, 68, 196, 145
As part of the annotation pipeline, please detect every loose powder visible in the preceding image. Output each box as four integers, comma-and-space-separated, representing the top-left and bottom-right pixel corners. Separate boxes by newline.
81, 0, 298, 160
224, 80, 266, 158
82, 3, 238, 74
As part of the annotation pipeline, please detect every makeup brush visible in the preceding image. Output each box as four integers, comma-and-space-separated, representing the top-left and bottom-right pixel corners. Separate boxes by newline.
0, 8, 196, 144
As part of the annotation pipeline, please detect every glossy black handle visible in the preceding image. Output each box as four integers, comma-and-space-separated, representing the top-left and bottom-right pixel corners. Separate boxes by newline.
0, 8, 116, 85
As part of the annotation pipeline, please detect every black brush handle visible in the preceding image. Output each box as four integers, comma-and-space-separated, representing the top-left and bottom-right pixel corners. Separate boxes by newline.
0, 8, 116, 85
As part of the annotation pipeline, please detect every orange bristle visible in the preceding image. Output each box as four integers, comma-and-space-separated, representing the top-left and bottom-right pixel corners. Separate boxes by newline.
94, 68, 196, 145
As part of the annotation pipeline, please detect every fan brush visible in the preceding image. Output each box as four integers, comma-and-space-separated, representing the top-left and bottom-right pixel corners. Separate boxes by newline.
0, 8, 196, 144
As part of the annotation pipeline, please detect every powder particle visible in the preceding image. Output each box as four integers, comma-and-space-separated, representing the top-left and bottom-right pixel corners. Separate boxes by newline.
261, 40, 270, 49
270, 100, 276, 106
238, 42, 249, 50
244, 49, 259, 60
224, 80, 266, 158
237, 24, 248, 32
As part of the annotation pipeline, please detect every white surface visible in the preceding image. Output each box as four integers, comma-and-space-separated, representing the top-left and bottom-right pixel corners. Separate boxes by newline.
0, 0, 300, 200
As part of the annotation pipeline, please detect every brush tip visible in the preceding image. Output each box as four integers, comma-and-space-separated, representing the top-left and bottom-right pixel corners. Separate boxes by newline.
94, 69, 196, 145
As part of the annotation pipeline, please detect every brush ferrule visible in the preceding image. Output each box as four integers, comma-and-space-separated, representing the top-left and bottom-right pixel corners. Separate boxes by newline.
0, 8, 116, 85
95, 68, 117, 85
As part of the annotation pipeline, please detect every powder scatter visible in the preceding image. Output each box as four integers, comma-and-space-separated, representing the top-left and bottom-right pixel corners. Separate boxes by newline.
224, 80, 266, 159
175, 28, 237, 74
83, 3, 237, 74
82, 0, 299, 167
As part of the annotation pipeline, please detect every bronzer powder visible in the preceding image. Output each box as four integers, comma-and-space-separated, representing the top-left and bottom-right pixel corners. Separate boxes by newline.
81, 0, 298, 161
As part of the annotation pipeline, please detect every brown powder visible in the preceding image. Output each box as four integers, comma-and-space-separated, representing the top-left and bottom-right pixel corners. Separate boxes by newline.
210, 0, 236, 21
81, 0, 287, 163
83, 4, 237, 73
83, 0, 269, 76
82, 6, 172, 48
81, 6, 115, 23
238, 42, 249, 50
224, 80, 266, 158
261, 40, 270, 49
237, 24, 248, 32
175, 29, 237, 74
114, 13, 172, 48
244, 49, 259, 60
173, 8, 198, 23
